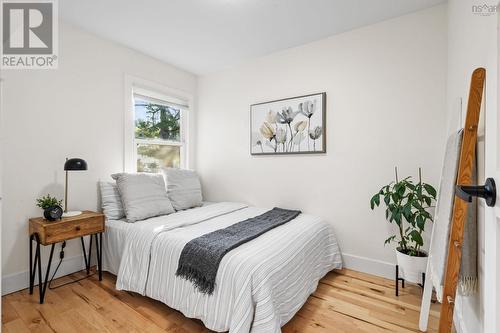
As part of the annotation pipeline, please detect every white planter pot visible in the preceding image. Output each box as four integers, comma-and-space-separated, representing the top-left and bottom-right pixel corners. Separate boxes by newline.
396, 248, 428, 284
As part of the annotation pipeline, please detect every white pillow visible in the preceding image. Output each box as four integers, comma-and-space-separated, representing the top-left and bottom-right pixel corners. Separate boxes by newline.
111, 173, 175, 222
161, 168, 203, 211
99, 181, 125, 220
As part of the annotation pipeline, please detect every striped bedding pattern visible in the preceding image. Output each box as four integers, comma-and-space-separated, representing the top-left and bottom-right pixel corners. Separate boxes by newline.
116, 202, 342, 333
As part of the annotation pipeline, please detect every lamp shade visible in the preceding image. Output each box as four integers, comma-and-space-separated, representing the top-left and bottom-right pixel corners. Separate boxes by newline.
64, 158, 88, 171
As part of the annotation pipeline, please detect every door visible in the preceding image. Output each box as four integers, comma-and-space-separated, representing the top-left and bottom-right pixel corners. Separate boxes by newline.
482, 13, 500, 333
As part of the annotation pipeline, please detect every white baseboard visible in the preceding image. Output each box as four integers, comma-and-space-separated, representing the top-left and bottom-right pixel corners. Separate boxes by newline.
342, 253, 395, 280
2, 254, 86, 296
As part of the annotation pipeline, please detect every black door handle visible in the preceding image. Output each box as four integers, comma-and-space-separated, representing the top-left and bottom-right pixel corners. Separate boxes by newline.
456, 178, 496, 207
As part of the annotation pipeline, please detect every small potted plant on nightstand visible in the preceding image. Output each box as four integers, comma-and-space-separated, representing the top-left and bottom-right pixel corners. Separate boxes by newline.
370, 168, 437, 284
36, 194, 64, 221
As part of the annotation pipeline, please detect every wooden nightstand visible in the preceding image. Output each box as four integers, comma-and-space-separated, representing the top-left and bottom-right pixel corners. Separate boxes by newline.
29, 210, 105, 304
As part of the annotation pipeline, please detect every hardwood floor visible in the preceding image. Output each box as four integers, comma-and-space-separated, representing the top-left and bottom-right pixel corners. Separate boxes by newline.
2, 268, 440, 332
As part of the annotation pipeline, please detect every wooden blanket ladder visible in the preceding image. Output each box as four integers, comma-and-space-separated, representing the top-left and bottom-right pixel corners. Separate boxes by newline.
438, 67, 485, 332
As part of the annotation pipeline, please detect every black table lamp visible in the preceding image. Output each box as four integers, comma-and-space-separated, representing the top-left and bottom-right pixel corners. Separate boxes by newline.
63, 158, 88, 217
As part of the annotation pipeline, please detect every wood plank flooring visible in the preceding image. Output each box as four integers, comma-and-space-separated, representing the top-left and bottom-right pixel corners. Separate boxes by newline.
2, 268, 440, 332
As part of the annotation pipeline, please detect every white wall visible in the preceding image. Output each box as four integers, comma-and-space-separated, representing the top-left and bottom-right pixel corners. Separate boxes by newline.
0, 22, 197, 293
447, 1, 498, 333
196, 5, 448, 278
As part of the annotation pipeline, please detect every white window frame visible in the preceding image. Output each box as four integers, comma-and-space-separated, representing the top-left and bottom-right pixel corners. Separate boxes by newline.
124, 75, 193, 172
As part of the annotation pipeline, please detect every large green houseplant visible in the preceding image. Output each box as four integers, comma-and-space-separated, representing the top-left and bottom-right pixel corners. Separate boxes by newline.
370, 168, 437, 282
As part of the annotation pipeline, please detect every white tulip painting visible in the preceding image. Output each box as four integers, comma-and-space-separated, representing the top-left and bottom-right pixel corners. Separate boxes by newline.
250, 93, 326, 155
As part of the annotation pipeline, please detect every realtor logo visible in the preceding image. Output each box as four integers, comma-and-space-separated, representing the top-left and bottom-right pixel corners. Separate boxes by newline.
472, 3, 498, 16
1, 0, 58, 69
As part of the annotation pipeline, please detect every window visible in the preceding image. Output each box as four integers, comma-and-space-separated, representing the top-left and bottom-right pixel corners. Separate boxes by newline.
132, 89, 188, 173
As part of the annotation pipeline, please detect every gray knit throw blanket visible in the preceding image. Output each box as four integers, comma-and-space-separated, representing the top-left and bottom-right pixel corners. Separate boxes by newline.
176, 207, 301, 295
459, 162, 477, 296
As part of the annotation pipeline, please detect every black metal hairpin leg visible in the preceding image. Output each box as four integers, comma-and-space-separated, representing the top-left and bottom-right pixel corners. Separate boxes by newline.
29, 235, 39, 295
80, 237, 87, 272
40, 244, 55, 303
30, 233, 55, 304
81, 235, 93, 274
81, 233, 103, 281
29, 234, 44, 300
29, 234, 34, 294
37, 236, 43, 299
97, 233, 102, 281
395, 265, 405, 296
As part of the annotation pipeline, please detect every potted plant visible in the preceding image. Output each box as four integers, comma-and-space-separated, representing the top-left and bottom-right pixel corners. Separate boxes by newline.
370, 168, 437, 283
36, 194, 63, 221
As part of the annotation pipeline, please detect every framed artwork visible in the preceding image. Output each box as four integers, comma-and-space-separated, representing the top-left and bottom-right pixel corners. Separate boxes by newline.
250, 92, 326, 155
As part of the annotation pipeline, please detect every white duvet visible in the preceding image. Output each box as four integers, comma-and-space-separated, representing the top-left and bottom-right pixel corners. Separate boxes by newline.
115, 202, 342, 333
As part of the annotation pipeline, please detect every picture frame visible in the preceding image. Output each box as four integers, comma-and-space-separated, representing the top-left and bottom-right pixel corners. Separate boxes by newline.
250, 92, 326, 155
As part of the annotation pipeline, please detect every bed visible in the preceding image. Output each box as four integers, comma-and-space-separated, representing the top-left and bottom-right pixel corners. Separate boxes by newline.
102, 202, 342, 333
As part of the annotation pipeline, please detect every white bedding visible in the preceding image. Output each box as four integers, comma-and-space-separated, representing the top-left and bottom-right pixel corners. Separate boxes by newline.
102, 219, 130, 275
107, 202, 342, 333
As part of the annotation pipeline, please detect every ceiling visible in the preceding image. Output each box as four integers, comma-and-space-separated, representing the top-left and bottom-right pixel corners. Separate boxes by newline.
60, 0, 445, 75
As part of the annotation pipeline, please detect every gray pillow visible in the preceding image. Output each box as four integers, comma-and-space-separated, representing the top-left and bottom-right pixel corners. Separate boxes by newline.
99, 181, 125, 220
111, 173, 175, 222
161, 168, 203, 211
